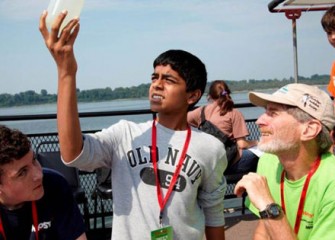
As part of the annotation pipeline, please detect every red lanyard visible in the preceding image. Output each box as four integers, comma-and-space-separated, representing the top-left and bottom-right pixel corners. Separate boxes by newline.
280, 156, 321, 235
151, 118, 191, 225
0, 201, 39, 240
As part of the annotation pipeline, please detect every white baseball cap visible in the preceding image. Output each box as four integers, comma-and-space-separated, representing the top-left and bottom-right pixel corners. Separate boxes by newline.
249, 83, 335, 131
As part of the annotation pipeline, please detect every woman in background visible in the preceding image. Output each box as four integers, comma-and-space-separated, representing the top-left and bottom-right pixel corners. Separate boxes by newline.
188, 80, 259, 175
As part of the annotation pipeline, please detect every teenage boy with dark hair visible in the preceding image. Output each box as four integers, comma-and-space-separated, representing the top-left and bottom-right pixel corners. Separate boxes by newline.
0, 125, 87, 240
39, 11, 227, 240
321, 5, 335, 100
321, 5, 335, 149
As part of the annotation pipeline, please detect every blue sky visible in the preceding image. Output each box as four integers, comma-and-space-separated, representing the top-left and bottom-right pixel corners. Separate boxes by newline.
0, 0, 333, 94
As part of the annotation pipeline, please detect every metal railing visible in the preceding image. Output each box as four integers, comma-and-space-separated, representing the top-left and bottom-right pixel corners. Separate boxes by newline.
0, 103, 260, 227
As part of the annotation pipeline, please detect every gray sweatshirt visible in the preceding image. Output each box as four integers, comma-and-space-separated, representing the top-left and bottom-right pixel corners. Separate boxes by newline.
65, 120, 227, 240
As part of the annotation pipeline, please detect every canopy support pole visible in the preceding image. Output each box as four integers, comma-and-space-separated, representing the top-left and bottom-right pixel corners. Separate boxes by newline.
286, 10, 301, 83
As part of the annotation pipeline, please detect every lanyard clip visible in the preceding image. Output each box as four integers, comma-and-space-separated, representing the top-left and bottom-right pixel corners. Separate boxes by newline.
159, 212, 163, 228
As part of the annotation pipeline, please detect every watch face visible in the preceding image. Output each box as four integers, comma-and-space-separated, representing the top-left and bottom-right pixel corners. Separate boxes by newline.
269, 204, 281, 216
259, 203, 282, 219
268, 203, 282, 219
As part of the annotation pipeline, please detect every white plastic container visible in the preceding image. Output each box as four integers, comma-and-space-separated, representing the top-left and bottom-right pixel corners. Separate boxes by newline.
46, 0, 84, 31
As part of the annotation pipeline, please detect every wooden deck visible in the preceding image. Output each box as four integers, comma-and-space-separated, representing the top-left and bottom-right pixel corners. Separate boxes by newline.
86, 207, 259, 240
86, 213, 259, 240
224, 213, 259, 240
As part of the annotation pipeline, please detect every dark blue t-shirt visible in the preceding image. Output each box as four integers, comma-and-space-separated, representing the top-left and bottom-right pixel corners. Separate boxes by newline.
0, 168, 86, 240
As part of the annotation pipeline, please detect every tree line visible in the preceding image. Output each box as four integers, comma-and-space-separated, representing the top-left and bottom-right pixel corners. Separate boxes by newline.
0, 74, 329, 107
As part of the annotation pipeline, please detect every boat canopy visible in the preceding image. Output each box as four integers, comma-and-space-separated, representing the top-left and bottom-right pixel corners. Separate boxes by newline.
269, 0, 335, 12
286, 0, 335, 6
268, 0, 335, 83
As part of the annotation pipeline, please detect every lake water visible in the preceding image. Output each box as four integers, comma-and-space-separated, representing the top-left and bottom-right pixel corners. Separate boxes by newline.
0, 87, 325, 134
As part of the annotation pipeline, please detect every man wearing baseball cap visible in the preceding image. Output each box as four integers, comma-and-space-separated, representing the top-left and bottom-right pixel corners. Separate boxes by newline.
234, 83, 335, 240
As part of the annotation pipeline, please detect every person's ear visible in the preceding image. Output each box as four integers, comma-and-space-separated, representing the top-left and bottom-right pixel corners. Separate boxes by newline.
301, 120, 322, 141
187, 90, 202, 105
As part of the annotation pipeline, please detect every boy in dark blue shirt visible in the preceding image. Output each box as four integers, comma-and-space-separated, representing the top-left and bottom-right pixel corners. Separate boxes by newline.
0, 125, 86, 240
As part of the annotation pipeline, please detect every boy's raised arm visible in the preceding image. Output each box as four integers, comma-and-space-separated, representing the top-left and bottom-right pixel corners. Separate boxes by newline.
39, 10, 83, 162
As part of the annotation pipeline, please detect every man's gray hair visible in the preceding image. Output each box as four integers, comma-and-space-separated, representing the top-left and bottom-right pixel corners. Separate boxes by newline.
286, 107, 332, 154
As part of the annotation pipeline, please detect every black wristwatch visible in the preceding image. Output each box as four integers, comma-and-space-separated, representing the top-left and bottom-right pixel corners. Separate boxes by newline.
259, 203, 282, 219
